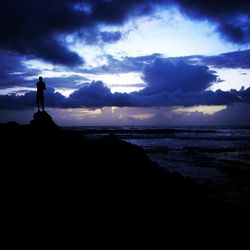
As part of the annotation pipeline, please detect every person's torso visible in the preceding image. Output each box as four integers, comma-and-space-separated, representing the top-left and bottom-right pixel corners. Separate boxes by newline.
37, 81, 45, 93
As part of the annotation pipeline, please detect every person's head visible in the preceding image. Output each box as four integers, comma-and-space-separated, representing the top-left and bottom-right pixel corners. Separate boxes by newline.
39, 76, 43, 81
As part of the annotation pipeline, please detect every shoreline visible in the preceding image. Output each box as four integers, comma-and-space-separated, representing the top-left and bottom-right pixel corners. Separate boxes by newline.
1, 111, 249, 249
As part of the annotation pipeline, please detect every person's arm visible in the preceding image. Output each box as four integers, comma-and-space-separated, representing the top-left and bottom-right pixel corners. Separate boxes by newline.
43, 82, 46, 90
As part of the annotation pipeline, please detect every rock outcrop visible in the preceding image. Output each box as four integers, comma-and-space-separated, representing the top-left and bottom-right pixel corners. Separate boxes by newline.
29, 111, 60, 130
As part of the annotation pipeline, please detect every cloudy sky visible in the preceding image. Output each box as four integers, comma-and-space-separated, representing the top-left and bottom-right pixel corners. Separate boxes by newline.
1, 0, 250, 125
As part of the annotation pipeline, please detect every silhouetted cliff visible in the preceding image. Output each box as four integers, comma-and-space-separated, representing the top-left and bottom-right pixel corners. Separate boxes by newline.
1, 112, 249, 249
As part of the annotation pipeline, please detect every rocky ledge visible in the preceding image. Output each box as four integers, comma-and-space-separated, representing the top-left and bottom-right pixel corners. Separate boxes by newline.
1, 112, 249, 249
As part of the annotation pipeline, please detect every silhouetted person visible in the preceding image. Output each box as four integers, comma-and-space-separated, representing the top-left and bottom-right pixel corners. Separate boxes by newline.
36, 76, 46, 112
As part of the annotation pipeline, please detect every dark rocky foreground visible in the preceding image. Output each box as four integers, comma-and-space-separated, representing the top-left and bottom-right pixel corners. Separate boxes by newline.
1, 112, 249, 249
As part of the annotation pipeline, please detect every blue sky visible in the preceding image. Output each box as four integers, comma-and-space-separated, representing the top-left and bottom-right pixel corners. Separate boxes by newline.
1, 1, 250, 125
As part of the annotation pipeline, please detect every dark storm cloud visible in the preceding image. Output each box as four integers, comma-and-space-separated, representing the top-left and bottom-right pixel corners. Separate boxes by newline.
201, 50, 250, 69
162, 50, 250, 70
209, 103, 250, 125
84, 49, 250, 77
1, 80, 250, 109
1, 57, 250, 109
45, 75, 90, 88
218, 21, 250, 44
100, 31, 123, 43
76, 28, 124, 45
132, 89, 245, 107
175, 0, 250, 44
0, 87, 67, 109
141, 58, 218, 94
67, 81, 134, 108
81, 53, 162, 74
86, 0, 250, 45
0, 81, 132, 109
0, 1, 85, 66
2, 0, 250, 67
0, 51, 40, 88
0, 51, 89, 89
2, 49, 248, 91
0, 0, 163, 66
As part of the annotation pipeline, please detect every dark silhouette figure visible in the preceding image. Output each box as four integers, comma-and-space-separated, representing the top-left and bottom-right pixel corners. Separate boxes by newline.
36, 76, 46, 112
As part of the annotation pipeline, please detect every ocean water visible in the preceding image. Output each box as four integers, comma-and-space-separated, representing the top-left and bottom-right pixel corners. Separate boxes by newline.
65, 126, 250, 203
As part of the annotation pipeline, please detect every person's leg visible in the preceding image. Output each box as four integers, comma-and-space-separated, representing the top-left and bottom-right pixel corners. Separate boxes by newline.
41, 95, 44, 112
36, 94, 40, 112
